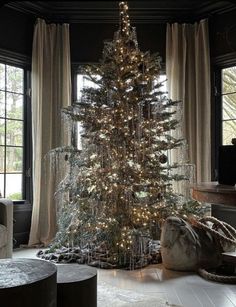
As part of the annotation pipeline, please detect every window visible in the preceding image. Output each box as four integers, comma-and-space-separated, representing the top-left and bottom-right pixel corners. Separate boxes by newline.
76, 74, 100, 149
213, 62, 236, 180
0, 62, 31, 201
221, 66, 236, 145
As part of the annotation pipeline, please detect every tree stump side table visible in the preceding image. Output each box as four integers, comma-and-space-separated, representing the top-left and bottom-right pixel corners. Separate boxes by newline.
0, 258, 57, 307
57, 264, 97, 307
191, 182, 236, 207
192, 182, 236, 264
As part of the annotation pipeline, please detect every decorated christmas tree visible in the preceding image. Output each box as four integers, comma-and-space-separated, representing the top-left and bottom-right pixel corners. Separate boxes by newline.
39, 1, 202, 268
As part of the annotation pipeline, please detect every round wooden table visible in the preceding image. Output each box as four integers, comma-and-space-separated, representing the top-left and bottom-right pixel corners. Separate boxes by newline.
0, 258, 57, 307
57, 264, 97, 307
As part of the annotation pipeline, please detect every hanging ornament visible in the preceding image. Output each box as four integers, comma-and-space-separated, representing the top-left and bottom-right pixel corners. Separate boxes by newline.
159, 154, 168, 164
126, 39, 136, 50
138, 62, 146, 73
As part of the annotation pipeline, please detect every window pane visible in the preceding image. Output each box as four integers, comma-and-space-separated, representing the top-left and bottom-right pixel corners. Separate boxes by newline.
222, 93, 236, 120
0, 62, 26, 200
6, 147, 23, 172
0, 91, 5, 117
77, 122, 83, 150
222, 66, 236, 94
5, 173, 22, 200
222, 120, 236, 145
156, 74, 167, 92
0, 146, 4, 172
6, 92, 23, 120
0, 64, 5, 91
0, 174, 4, 197
0, 118, 5, 145
77, 74, 100, 101
6, 65, 23, 94
6, 119, 23, 146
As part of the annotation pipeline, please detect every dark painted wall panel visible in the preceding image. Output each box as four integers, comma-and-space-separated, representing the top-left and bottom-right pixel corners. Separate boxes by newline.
0, 7, 35, 56
0, 4, 236, 63
209, 8, 236, 59
70, 23, 166, 63
0, 6, 167, 64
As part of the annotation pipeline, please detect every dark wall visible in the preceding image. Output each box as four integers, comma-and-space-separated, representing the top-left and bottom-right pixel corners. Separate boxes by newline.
0, 7, 35, 56
70, 23, 166, 63
0, 4, 235, 65
209, 8, 236, 59
0, 5, 167, 63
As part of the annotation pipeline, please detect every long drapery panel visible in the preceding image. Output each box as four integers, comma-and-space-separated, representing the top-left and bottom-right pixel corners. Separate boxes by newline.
29, 18, 71, 246
166, 19, 211, 183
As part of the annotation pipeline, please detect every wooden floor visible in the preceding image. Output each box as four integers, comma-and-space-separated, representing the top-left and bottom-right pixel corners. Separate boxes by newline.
13, 248, 236, 307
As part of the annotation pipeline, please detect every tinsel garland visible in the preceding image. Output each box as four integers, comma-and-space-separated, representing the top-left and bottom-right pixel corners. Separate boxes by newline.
38, 1, 205, 269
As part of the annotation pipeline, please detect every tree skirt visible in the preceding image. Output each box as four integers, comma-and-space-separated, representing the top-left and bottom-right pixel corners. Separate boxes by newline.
37, 240, 161, 269
97, 281, 182, 307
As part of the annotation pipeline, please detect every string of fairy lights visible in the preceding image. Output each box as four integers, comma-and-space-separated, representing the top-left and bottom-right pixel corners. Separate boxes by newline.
42, 1, 202, 268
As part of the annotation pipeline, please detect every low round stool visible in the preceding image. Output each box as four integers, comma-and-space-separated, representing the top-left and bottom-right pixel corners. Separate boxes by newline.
57, 264, 97, 307
0, 258, 57, 307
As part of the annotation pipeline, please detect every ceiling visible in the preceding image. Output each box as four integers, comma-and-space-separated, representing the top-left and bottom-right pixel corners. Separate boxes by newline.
3, 1, 236, 23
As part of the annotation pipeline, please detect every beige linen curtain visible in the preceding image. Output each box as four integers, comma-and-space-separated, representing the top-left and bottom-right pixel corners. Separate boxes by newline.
166, 19, 211, 183
29, 18, 71, 246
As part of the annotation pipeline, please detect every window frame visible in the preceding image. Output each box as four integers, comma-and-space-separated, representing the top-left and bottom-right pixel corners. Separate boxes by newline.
212, 53, 236, 180
0, 49, 32, 204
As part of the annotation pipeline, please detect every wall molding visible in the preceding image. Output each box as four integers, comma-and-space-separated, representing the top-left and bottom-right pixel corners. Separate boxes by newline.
5, 1, 236, 24
0, 48, 31, 67
212, 51, 236, 67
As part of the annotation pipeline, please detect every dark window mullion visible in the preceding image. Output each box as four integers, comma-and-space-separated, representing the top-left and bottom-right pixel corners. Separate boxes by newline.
4, 118, 24, 122
222, 118, 236, 122
24, 68, 32, 203
3, 145, 23, 148
22, 68, 26, 201
216, 68, 222, 145
5, 171, 23, 176
213, 67, 222, 180
222, 91, 236, 96
3, 64, 6, 197
5, 90, 24, 95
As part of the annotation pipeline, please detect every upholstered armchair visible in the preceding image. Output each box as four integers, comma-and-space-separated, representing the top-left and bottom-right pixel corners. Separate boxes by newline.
0, 198, 13, 258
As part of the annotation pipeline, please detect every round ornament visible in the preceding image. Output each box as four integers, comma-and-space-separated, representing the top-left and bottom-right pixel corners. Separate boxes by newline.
159, 154, 168, 164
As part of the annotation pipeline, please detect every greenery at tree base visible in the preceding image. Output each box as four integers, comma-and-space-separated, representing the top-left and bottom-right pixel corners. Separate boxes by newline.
47, 1, 204, 268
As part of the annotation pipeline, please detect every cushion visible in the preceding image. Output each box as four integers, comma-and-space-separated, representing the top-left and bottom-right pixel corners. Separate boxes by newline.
0, 224, 7, 248
161, 216, 221, 271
